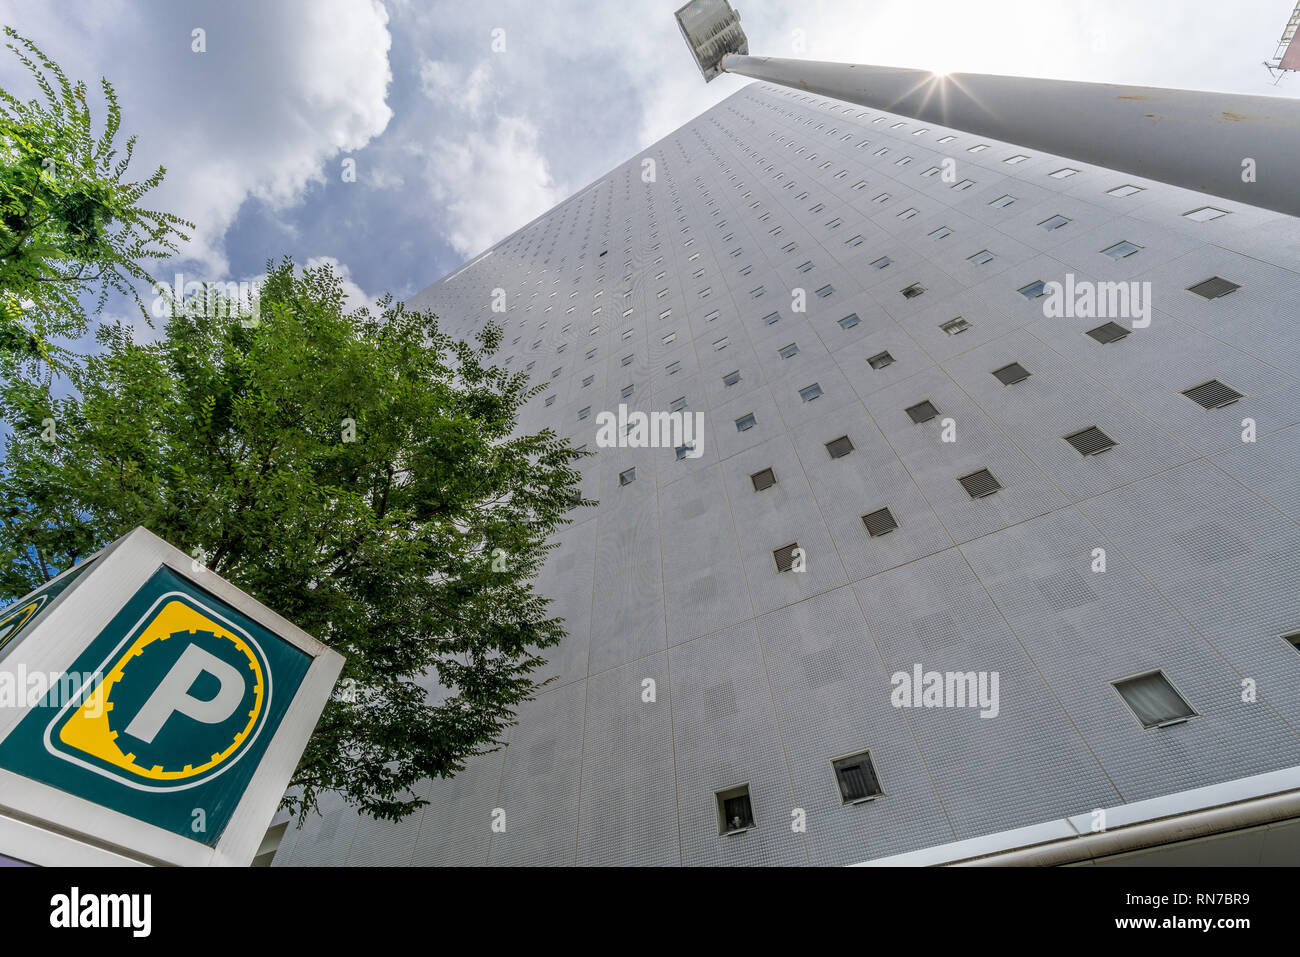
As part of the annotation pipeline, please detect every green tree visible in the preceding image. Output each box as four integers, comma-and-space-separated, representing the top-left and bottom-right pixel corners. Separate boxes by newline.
0, 26, 191, 372
0, 258, 591, 821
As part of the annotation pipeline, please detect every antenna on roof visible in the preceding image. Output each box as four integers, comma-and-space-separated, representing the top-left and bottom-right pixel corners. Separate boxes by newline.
1264, 0, 1300, 83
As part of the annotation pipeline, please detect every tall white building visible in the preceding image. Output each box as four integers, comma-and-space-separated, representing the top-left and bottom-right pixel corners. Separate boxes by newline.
275, 82, 1300, 866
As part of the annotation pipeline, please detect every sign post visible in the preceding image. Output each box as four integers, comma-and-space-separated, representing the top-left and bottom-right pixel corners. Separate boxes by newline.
0, 527, 344, 866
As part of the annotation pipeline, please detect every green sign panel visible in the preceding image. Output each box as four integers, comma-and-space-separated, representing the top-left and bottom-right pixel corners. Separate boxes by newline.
0, 559, 97, 661
0, 566, 311, 845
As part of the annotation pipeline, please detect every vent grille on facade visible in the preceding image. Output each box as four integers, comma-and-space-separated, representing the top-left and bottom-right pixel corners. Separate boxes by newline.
1182, 380, 1243, 410
1064, 426, 1117, 456
959, 469, 1002, 498
992, 362, 1030, 385
1113, 671, 1196, 728
1187, 276, 1240, 300
618, 467, 636, 486
868, 351, 895, 370
774, 543, 800, 573
1086, 321, 1130, 344
906, 400, 939, 423
833, 751, 883, 804
826, 435, 854, 459
751, 468, 777, 491
862, 507, 899, 537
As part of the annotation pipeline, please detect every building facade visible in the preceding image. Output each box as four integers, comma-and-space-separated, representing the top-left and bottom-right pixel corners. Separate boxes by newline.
274, 82, 1300, 866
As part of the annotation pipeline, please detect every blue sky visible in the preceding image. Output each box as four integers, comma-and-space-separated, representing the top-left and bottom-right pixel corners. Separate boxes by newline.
1, 0, 1296, 312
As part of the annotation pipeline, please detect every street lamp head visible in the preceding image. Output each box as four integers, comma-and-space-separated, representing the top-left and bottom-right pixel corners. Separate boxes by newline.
675, 0, 748, 82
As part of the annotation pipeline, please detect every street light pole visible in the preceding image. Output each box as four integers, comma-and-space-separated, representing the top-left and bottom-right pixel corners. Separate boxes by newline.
675, 1, 1300, 219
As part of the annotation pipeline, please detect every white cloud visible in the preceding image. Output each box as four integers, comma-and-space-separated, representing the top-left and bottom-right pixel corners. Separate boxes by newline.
305, 256, 375, 314
0, 0, 396, 277
418, 115, 560, 258
419, 57, 493, 115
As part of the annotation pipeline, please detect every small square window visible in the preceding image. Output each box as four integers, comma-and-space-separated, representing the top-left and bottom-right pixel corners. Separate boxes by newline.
773, 543, 801, 573
675, 444, 694, 460
797, 260, 814, 273
861, 507, 899, 537
826, 435, 854, 459
832, 751, 884, 804
799, 383, 823, 402
1039, 215, 1071, 231
621, 354, 634, 366
620, 384, 634, 399
1184, 206, 1228, 222
905, 400, 939, 423
551, 368, 562, 379
873, 192, 891, 204
1050, 167, 1078, 178
870, 257, 892, 269
1113, 671, 1196, 728
1281, 632, 1300, 653
751, 467, 777, 491
921, 167, 941, 178
928, 226, 952, 240
1018, 280, 1047, 300
778, 342, 800, 359
867, 351, 895, 370
938, 135, 956, 144
897, 207, 918, 220
544, 395, 555, 407
723, 370, 741, 387
713, 337, 730, 351
670, 396, 687, 412
846, 234, 865, 247
578, 407, 591, 421
815, 285, 835, 298
825, 218, 842, 229
1182, 379, 1243, 410
992, 362, 1030, 385
663, 332, 677, 344
735, 412, 757, 431
619, 467, 636, 486
1086, 321, 1130, 344
967, 144, 989, 153
750, 286, 766, 298
1187, 276, 1240, 300
762, 311, 780, 326
901, 283, 926, 299
988, 194, 1016, 208
1064, 425, 1117, 456
959, 468, 1002, 498
838, 313, 861, 330
1108, 184, 1144, 197
940, 317, 971, 335
967, 250, 995, 265
582, 375, 594, 387
667, 360, 681, 375
951, 179, 975, 191
1101, 240, 1143, 259
1004, 154, 1030, 164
